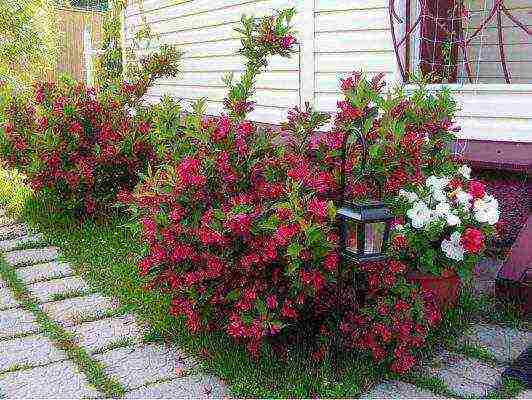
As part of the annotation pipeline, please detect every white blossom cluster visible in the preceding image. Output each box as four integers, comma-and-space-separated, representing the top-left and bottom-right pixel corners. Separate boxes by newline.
397, 165, 500, 262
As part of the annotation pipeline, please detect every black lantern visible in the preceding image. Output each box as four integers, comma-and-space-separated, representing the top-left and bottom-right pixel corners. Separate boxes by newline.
337, 200, 394, 262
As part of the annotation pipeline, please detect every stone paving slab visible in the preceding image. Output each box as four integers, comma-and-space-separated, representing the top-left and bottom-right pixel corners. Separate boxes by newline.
0, 286, 18, 310
68, 315, 142, 353
0, 307, 40, 339
93, 343, 195, 390
460, 324, 532, 364
41, 293, 117, 327
28, 275, 90, 303
360, 381, 441, 399
16, 261, 74, 285
123, 374, 227, 399
0, 216, 17, 227
0, 333, 68, 373
0, 359, 101, 398
4, 246, 60, 268
0, 223, 28, 241
424, 350, 504, 397
0, 233, 44, 252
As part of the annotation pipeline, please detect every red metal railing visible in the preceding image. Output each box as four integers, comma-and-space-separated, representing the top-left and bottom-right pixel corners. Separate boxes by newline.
389, 0, 532, 84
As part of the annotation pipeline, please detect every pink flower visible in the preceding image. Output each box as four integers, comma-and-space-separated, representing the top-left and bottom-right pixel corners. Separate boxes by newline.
308, 198, 328, 220
281, 34, 296, 49
469, 180, 486, 199
281, 300, 298, 319
212, 114, 232, 141
69, 121, 84, 135
460, 228, 484, 253
169, 206, 185, 223
323, 252, 339, 272
138, 121, 151, 134
266, 295, 278, 309
170, 244, 194, 263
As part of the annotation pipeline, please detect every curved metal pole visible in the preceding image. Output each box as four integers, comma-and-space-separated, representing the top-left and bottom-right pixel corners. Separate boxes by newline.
389, 0, 407, 82
497, 7, 511, 84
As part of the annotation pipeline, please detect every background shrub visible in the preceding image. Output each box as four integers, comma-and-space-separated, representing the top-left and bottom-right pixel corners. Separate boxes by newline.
0, 46, 181, 216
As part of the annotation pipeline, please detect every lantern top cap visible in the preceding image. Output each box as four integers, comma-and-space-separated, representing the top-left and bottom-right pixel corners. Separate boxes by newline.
338, 200, 394, 222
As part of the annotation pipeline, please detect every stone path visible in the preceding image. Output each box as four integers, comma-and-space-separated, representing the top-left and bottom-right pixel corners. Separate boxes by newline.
0, 211, 227, 399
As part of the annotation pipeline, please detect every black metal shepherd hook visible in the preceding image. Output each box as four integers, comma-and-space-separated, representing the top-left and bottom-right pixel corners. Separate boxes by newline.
332, 116, 393, 378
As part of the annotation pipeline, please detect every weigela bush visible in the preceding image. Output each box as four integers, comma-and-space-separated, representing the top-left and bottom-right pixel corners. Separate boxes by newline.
0, 46, 181, 215
130, 11, 464, 372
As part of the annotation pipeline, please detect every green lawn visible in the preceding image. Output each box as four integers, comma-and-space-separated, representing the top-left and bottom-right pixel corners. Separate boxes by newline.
13, 194, 525, 398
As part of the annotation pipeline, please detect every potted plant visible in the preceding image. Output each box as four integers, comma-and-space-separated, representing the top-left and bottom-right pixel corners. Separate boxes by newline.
389, 165, 500, 308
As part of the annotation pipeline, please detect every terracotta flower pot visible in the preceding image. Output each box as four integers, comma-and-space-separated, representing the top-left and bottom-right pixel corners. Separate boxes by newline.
407, 270, 461, 310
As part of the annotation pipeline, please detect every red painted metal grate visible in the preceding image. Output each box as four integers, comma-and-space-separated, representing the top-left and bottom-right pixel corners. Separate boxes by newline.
389, 0, 532, 84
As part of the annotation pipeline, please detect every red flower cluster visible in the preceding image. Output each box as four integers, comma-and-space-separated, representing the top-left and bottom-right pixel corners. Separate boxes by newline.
460, 228, 485, 253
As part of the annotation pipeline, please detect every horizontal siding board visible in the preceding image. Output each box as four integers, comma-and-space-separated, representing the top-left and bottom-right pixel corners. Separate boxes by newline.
315, 30, 393, 52
315, 8, 390, 32
178, 54, 299, 72
147, 85, 299, 108
453, 92, 532, 119
126, 23, 239, 43
315, 52, 397, 73
456, 116, 532, 142
157, 70, 300, 90
315, 0, 387, 11
126, 0, 296, 32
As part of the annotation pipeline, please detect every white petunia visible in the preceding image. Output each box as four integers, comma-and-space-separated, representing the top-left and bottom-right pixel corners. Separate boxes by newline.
426, 176, 450, 193
434, 202, 461, 226
434, 202, 451, 217
446, 213, 461, 227
458, 164, 471, 180
399, 189, 419, 203
473, 196, 500, 225
393, 224, 405, 231
432, 189, 448, 203
455, 189, 473, 209
441, 231, 464, 261
407, 201, 433, 229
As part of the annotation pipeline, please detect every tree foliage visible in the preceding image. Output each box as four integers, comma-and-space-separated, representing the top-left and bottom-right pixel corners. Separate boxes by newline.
0, 0, 59, 88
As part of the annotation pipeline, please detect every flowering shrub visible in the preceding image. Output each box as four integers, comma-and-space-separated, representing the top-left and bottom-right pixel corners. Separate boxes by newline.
340, 259, 442, 374
0, 46, 181, 215
389, 166, 499, 280
127, 7, 467, 377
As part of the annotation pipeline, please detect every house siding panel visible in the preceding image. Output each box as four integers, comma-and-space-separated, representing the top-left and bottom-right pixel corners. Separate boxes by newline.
124, 0, 532, 142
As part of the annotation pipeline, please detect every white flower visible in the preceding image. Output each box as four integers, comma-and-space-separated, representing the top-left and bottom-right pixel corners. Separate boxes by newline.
446, 213, 461, 226
473, 196, 499, 225
434, 202, 460, 226
426, 176, 450, 193
407, 201, 433, 229
399, 189, 419, 203
393, 224, 405, 231
455, 189, 473, 209
435, 202, 451, 217
458, 164, 471, 180
441, 231, 464, 261
432, 189, 448, 203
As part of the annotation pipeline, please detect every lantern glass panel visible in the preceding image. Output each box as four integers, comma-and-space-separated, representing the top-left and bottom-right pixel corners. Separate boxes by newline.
346, 220, 358, 253
364, 222, 385, 254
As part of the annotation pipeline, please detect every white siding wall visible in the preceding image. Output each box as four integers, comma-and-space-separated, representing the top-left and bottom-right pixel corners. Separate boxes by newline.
124, 0, 532, 142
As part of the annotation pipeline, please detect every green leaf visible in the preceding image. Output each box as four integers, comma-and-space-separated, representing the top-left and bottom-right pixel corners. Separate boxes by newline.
225, 289, 240, 302
287, 242, 301, 259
